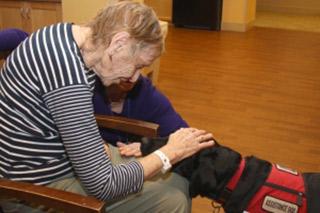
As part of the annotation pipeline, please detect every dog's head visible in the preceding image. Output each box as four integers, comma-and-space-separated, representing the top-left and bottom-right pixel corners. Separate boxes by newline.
140, 136, 242, 199
189, 144, 241, 199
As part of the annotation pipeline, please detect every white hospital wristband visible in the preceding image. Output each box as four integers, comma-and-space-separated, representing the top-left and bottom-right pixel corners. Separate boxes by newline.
154, 150, 172, 173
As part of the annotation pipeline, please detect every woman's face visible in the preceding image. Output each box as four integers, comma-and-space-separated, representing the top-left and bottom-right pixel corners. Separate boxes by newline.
97, 41, 160, 87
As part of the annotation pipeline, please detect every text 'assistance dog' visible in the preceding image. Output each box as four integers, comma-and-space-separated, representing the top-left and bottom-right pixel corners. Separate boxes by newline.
140, 137, 320, 213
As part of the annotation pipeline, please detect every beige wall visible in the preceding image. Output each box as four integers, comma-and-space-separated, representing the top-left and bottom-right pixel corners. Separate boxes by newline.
62, 0, 110, 24
63, 0, 256, 32
62, 0, 144, 24
145, 0, 256, 32
222, 0, 244, 30
144, 0, 171, 21
247, 0, 256, 23
221, 0, 256, 31
257, 0, 320, 14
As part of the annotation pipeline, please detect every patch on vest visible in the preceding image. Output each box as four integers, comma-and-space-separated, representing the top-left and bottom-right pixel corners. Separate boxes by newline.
262, 196, 298, 213
276, 164, 298, 175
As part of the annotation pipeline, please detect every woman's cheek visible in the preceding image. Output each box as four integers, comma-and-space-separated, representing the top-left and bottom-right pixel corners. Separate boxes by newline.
119, 66, 135, 78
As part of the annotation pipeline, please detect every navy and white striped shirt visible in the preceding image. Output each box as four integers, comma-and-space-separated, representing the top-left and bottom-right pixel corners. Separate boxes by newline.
0, 23, 144, 200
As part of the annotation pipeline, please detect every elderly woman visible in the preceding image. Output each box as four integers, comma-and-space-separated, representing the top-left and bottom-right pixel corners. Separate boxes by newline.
0, 1, 214, 212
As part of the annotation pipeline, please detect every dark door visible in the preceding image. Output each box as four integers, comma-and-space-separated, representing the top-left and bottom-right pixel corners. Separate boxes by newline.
172, 0, 223, 30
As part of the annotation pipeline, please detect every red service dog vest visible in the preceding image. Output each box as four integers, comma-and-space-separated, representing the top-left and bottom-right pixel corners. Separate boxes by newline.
225, 160, 307, 213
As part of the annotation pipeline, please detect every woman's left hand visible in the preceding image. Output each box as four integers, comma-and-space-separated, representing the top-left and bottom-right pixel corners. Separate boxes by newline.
117, 141, 142, 157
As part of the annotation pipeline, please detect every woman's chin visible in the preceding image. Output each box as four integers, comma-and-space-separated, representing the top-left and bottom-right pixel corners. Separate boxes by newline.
101, 78, 117, 87
119, 81, 135, 91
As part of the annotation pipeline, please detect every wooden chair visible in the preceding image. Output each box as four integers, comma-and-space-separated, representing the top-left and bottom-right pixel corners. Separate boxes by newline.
141, 20, 168, 85
0, 51, 9, 67
0, 114, 159, 213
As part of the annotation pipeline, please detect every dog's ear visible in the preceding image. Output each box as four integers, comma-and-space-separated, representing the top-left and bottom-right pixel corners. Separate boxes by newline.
172, 155, 197, 181
189, 168, 202, 197
197, 145, 242, 199
189, 163, 218, 199
189, 146, 233, 200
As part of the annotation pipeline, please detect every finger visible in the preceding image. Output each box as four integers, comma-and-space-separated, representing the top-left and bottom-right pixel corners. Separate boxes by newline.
126, 148, 137, 155
136, 143, 141, 149
175, 127, 196, 135
118, 146, 126, 152
117, 141, 126, 147
198, 140, 215, 150
118, 146, 132, 154
178, 129, 205, 142
197, 133, 214, 142
122, 149, 140, 157
121, 146, 134, 154
119, 149, 133, 157
183, 127, 200, 134
190, 129, 207, 138
187, 127, 199, 132
118, 143, 137, 152
129, 142, 141, 149
119, 144, 139, 153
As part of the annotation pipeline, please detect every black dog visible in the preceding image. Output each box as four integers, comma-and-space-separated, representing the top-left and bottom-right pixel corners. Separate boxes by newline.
140, 137, 320, 213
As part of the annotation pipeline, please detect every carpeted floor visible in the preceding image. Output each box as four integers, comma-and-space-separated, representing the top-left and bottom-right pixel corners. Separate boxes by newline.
254, 11, 320, 33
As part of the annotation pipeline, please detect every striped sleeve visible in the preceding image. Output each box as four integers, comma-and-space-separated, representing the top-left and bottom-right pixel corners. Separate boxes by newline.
43, 85, 144, 200
1, 22, 144, 200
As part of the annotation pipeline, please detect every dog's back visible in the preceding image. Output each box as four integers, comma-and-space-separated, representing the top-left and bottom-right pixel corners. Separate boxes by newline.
303, 173, 320, 213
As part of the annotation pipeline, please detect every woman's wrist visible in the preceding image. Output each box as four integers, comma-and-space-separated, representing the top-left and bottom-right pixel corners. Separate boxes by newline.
153, 150, 172, 173
158, 145, 180, 165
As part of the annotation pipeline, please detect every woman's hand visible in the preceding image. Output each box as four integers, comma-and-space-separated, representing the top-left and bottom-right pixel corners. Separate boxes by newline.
117, 141, 142, 157
117, 128, 214, 162
160, 128, 215, 164
138, 127, 214, 180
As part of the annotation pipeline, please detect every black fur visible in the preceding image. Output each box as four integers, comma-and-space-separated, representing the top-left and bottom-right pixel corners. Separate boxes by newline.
141, 137, 244, 200
140, 137, 319, 213
303, 173, 320, 213
223, 156, 271, 212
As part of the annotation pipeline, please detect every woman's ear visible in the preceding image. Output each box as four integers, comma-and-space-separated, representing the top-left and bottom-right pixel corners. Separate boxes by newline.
107, 31, 131, 55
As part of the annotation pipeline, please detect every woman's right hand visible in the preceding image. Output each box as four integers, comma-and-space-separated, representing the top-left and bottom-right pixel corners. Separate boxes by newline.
159, 128, 215, 165
138, 127, 214, 179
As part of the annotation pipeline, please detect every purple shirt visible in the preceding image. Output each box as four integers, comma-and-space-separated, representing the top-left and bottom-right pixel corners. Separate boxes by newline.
93, 76, 188, 145
0, 29, 28, 51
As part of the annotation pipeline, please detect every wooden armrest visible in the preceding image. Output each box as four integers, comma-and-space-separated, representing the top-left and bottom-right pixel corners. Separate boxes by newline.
95, 114, 159, 138
0, 179, 106, 213
0, 51, 10, 67
0, 51, 10, 60
0, 116, 158, 213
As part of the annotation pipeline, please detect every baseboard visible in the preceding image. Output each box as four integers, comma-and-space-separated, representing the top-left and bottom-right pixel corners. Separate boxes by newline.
162, 19, 255, 33
159, 16, 171, 22
257, 5, 320, 15
221, 21, 254, 32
